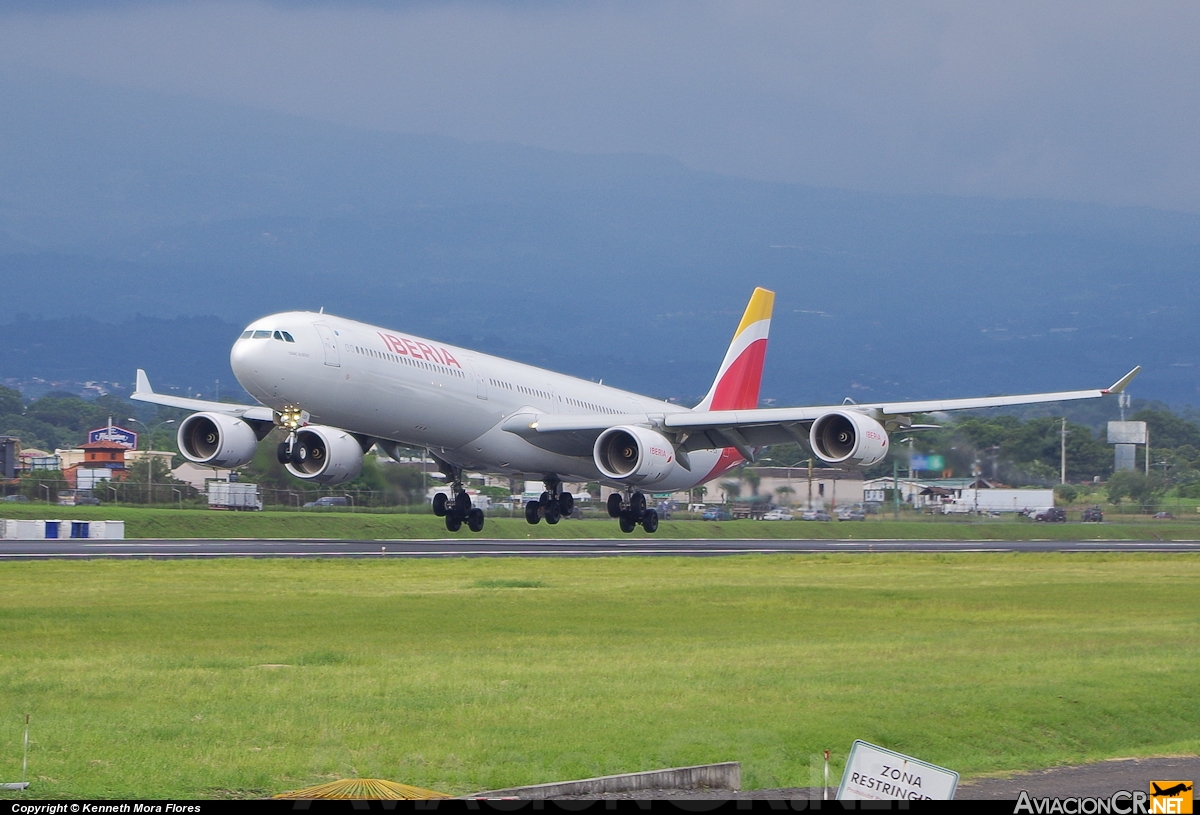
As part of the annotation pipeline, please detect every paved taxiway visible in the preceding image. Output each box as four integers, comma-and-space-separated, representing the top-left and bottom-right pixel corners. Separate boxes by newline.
1, 538, 1199, 559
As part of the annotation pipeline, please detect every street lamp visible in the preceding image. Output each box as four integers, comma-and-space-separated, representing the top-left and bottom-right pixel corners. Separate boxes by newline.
127, 418, 176, 504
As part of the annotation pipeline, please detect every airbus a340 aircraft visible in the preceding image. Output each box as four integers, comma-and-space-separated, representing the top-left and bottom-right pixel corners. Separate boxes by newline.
133, 288, 1139, 534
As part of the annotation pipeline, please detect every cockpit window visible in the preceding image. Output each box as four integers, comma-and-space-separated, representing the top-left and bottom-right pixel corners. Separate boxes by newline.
281, 331, 295, 343
252, 330, 271, 339
239, 330, 253, 339
273, 331, 283, 340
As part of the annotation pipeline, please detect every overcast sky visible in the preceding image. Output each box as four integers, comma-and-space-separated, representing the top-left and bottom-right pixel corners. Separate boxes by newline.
2, 1, 1199, 213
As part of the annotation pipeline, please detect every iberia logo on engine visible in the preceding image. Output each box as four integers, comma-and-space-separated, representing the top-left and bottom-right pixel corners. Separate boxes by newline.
1150, 782, 1193, 814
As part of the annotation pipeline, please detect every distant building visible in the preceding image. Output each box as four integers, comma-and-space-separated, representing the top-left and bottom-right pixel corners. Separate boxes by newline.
0, 436, 18, 480
171, 461, 234, 490
63, 441, 129, 489
17, 448, 55, 472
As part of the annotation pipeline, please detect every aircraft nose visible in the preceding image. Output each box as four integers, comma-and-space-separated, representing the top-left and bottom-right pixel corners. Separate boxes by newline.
230, 335, 265, 392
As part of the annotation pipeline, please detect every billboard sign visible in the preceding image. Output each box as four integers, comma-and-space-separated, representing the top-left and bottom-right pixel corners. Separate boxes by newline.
88, 425, 138, 449
1108, 421, 1147, 445
838, 740, 959, 801
910, 455, 944, 472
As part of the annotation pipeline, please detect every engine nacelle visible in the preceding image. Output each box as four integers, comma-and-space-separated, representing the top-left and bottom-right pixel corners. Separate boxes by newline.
285, 425, 364, 486
809, 410, 890, 467
594, 425, 679, 486
177, 412, 259, 468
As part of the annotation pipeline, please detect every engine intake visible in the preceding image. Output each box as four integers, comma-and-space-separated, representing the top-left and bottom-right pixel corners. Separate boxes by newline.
177, 412, 259, 468
285, 425, 365, 485
594, 425, 678, 486
809, 410, 890, 467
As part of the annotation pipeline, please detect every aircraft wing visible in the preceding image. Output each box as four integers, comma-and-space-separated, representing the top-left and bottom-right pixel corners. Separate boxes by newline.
130, 369, 275, 423
508, 366, 1141, 457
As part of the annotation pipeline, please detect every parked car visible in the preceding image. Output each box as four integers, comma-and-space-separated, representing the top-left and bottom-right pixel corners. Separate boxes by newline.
1081, 505, 1104, 522
1034, 507, 1067, 522
3, 494, 29, 503
761, 509, 794, 521
836, 508, 866, 521
701, 507, 732, 521
1153, 511, 1175, 519
303, 496, 349, 508
801, 509, 832, 521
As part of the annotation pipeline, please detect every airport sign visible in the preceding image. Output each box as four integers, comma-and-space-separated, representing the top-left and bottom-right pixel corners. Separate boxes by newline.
837, 740, 959, 801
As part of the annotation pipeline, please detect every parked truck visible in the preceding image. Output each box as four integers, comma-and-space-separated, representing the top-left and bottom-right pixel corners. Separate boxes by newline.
941, 488, 1055, 515
207, 481, 262, 511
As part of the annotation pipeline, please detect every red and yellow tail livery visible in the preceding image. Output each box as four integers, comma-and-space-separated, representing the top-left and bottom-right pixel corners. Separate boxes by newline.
696, 287, 774, 411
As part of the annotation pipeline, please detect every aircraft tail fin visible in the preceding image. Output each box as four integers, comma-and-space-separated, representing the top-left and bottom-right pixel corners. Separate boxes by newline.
695, 287, 774, 411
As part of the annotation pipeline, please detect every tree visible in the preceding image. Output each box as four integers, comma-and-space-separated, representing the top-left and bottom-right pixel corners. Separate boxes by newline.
1106, 471, 1165, 511
0, 385, 21, 417
719, 480, 741, 501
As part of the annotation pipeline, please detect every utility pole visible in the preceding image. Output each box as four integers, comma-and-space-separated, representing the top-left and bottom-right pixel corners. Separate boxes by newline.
892, 458, 899, 519
1060, 417, 1068, 485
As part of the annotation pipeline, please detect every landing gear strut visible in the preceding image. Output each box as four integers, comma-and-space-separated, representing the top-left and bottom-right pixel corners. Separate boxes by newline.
524, 476, 574, 526
608, 489, 658, 534
431, 466, 485, 533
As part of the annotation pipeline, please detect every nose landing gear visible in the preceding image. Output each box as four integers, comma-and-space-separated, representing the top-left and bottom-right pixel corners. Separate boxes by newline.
608, 489, 658, 534
524, 476, 575, 525
275, 405, 312, 464
431, 466, 486, 533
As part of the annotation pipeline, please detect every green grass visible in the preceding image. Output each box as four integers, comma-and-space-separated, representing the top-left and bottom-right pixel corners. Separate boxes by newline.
3, 504, 1200, 540
0, 554, 1197, 798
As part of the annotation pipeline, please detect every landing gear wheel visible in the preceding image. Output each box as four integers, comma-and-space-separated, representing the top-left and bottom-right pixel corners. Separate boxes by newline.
540, 491, 553, 506
445, 512, 462, 532
525, 501, 541, 524
629, 491, 647, 519
618, 512, 637, 534
467, 508, 485, 533
276, 442, 291, 465
641, 509, 659, 533
455, 491, 472, 514
432, 492, 449, 517
607, 494, 623, 518
290, 443, 309, 466
544, 504, 561, 525
558, 492, 574, 517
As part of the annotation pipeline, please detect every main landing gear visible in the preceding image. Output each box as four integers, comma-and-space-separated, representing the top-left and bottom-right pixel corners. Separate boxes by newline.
431, 468, 485, 533
608, 489, 658, 534
524, 476, 574, 526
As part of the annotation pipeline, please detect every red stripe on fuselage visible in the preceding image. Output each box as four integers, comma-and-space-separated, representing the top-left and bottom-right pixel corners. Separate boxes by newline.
701, 446, 744, 483
708, 338, 767, 411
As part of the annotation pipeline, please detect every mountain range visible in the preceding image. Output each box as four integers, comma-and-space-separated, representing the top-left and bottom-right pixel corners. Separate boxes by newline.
2, 65, 1197, 410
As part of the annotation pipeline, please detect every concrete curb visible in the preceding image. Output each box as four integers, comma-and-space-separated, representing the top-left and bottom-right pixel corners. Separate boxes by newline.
471, 762, 741, 799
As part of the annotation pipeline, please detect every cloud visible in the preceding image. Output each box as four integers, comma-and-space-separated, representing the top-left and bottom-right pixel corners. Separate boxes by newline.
2, 1, 1199, 211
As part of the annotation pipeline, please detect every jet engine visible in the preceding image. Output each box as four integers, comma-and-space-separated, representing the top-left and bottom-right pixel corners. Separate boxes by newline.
284, 425, 365, 485
594, 425, 680, 486
177, 412, 260, 468
809, 410, 890, 467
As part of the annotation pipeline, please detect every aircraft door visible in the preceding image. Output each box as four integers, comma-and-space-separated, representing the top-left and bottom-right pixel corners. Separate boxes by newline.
314, 324, 340, 367
464, 356, 488, 400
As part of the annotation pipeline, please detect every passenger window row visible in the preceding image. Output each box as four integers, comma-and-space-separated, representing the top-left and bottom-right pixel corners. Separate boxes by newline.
351, 344, 465, 379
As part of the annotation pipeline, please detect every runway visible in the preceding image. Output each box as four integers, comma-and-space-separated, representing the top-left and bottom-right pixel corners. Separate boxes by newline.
1, 537, 1199, 559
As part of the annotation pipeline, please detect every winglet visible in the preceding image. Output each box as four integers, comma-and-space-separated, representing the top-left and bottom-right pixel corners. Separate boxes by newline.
135, 369, 153, 396
1103, 365, 1141, 394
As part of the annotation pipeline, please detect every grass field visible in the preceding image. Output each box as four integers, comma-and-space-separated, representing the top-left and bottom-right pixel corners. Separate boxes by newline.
0, 554, 1197, 799
3, 504, 1200, 540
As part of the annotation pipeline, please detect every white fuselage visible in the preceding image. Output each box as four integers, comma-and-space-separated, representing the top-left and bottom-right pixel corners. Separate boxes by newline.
230, 311, 738, 489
